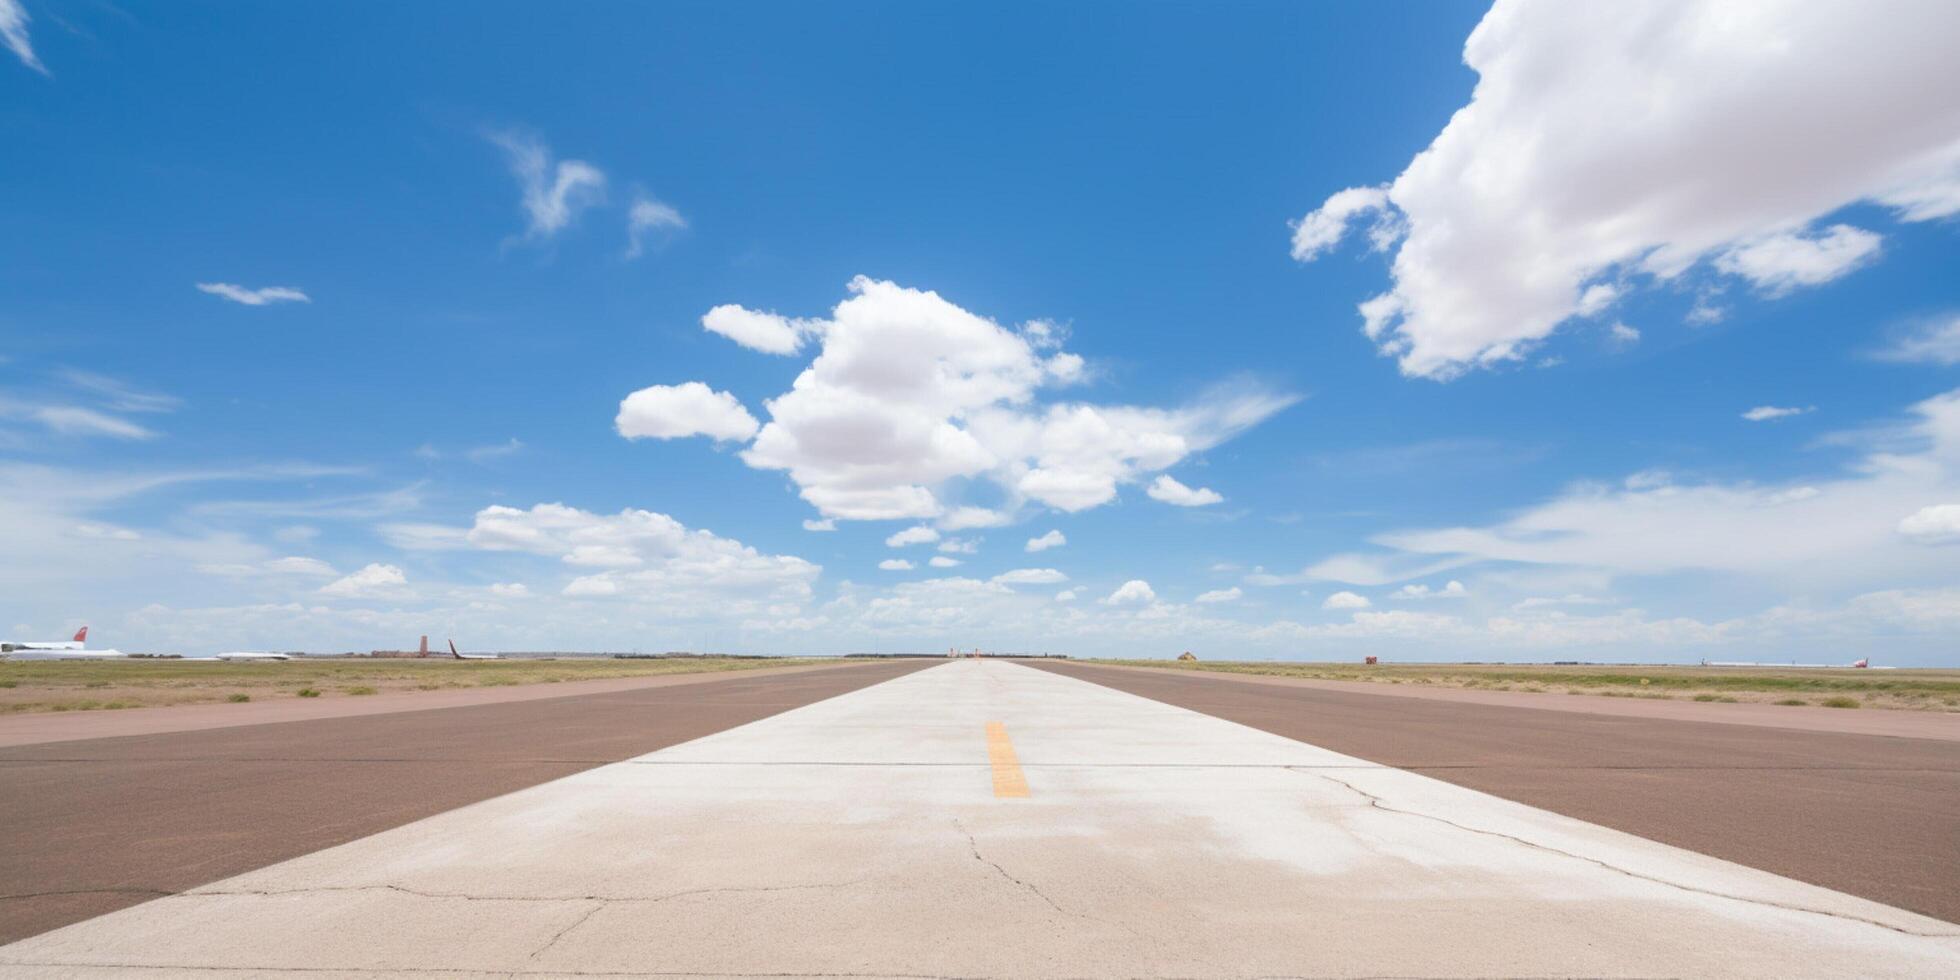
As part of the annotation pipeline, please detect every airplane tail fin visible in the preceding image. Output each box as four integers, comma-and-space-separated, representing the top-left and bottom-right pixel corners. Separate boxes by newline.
1853, 657, 1870, 668
73, 626, 88, 643
449, 639, 461, 659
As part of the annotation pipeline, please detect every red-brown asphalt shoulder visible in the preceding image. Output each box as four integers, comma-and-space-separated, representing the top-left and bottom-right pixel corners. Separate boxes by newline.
0, 659, 934, 945
1027, 660, 1960, 925
0, 660, 875, 749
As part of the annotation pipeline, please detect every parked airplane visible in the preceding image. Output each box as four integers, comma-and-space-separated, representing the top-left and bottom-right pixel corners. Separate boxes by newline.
1701, 658, 1879, 669
1, 626, 127, 660
214, 652, 292, 662
449, 640, 498, 660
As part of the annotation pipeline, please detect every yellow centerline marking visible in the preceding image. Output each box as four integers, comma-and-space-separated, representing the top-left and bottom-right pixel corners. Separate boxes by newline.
985, 721, 1030, 798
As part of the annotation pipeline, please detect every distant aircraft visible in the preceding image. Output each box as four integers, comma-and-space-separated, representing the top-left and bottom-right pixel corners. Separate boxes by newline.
213, 652, 292, 662
1, 626, 127, 660
449, 640, 498, 660
1701, 658, 1877, 669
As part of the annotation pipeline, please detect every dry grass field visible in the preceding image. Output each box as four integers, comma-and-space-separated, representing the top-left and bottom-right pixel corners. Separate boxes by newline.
0, 656, 842, 714
1097, 659, 1960, 712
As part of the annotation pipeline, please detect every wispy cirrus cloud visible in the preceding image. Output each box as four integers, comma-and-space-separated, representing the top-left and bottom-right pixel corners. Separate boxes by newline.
490, 131, 607, 242
1, 0, 47, 75
197, 283, 310, 306
625, 192, 686, 258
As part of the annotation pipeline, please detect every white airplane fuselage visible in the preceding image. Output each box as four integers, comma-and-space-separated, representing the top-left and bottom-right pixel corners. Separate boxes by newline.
2, 627, 125, 660
2, 648, 126, 660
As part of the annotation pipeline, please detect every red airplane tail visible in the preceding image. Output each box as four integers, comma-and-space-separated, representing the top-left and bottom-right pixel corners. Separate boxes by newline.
73, 626, 88, 643
1853, 658, 1870, 668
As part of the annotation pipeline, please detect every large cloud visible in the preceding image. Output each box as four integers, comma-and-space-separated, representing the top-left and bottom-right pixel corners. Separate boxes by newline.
632, 276, 1293, 521
462, 503, 819, 602
1291, 0, 1960, 378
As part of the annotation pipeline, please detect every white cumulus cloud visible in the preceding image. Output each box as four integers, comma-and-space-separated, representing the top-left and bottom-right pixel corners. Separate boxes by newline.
938, 506, 1012, 530
1393, 580, 1467, 600
1103, 579, 1156, 605
615, 382, 759, 442
878, 558, 915, 571
1025, 529, 1066, 552
1322, 591, 1371, 610
1146, 474, 1223, 507
1291, 0, 1960, 379
1195, 587, 1242, 604
642, 277, 1292, 521
993, 568, 1068, 586
1899, 504, 1960, 544
320, 563, 407, 598
885, 525, 940, 547
458, 502, 816, 604
928, 556, 962, 568
701, 304, 814, 356
1741, 405, 1813, 422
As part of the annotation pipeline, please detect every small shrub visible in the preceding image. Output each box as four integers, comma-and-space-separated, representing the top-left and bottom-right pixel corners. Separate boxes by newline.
297, 688, 321, 698
1692, 694, 1739, 703
345, 685, 377, 696
1821, 696, 1860, 709
1774, 698, 1808, 706
0, 680, 17, 688
227, 693, 250, 703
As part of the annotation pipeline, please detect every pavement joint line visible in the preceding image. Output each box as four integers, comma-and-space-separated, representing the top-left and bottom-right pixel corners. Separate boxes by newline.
178, 876, 888, 907
11, 758, 1952, 772
0, 961, 1683, 979
984, 720, 1030, 798
1286, 766, 1960, 940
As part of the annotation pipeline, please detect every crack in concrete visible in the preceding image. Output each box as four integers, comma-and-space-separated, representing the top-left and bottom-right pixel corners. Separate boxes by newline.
951, 819, 1150, 944
1291, 767, 1960, 939
528, 901, 606, 961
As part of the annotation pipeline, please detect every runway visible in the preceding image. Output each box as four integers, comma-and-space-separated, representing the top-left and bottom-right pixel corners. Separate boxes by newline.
3, 659, 1954, 977
1030, 660, 1960, 924
0, 659, 933, 945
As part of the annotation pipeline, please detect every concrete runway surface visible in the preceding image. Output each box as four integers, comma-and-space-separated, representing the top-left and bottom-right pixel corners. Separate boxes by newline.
0, 660, 932, 944
3, 660, 1955, 978
1031, 660, 1960, 924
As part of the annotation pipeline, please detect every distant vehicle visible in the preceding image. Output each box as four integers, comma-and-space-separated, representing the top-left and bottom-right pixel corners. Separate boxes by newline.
213, 652, 292, 662
450, 640, 498, 660
1, 626, 127, 660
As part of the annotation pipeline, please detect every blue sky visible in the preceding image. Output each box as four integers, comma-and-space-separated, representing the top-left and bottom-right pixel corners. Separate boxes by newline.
3, 1, 1957, 662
